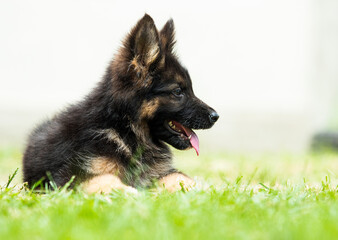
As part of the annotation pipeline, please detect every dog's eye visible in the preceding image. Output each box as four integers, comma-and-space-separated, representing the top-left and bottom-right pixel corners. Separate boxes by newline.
172, 88, 184, 97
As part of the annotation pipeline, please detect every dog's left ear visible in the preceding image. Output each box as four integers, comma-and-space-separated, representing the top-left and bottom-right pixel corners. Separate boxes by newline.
160, 19, 176, 53
128, 14, 161, 68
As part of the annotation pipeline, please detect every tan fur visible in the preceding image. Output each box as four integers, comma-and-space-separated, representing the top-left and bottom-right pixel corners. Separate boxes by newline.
96, 129, 132, 157
160, 56, 165, 68
175, 74, 186, 86
130, 123, 150, 145
139, 98, 160, 120
130, 56, 145, 74
130, 57, 139, 68
90, 157, 119, 175
130, 57, 153, 87
82, 174, 137, 194
160, 35, 169, 50
158, 173, 195, 192
145, 45, 160, 66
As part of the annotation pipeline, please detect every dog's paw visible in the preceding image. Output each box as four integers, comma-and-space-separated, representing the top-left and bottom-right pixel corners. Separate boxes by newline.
82, 174, 137, 195
123, 186, 139, 195
158, 173, 195, 192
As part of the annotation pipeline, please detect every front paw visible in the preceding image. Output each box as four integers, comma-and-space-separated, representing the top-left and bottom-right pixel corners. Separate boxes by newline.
158, 173, 195, 192
82, 174, 138, 194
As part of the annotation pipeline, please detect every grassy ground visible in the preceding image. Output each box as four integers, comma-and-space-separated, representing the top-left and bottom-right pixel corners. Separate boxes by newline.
1, 147, 338, 239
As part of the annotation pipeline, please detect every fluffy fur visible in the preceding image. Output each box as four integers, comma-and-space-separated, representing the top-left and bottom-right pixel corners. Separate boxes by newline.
23, 14, 219, 192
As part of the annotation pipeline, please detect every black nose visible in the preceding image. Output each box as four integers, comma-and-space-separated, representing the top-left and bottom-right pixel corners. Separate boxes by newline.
209, 111, 219, 123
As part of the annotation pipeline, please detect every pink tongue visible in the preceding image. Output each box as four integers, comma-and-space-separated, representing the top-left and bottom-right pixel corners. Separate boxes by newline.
178, 124, 200, 156
189, 132, 200, 156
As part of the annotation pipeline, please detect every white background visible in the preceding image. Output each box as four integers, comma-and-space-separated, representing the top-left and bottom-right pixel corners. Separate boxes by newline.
1, 0, 337, 152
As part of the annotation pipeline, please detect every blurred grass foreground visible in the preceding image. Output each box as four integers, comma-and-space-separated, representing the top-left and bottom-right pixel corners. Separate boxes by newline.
1, 147, 338, 239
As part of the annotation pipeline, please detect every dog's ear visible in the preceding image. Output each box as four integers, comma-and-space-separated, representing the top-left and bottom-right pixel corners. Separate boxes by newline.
128, 14, 161, 67
160, 19, 176, 53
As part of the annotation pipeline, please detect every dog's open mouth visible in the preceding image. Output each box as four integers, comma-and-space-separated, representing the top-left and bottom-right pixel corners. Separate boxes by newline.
166, 120, 199, 156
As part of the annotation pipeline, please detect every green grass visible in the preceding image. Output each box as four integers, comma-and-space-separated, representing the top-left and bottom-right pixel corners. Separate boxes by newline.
1, 148, 338, 239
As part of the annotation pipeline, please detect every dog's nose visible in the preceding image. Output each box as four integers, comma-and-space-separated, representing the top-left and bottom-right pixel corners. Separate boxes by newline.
209, 111, 219, 123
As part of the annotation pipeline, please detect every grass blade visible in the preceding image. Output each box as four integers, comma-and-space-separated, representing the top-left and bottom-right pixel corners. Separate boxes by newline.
5, 168, 19, 189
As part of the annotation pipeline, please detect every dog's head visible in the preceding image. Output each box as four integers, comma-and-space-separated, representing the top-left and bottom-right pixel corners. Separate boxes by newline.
112, 14, 219, 155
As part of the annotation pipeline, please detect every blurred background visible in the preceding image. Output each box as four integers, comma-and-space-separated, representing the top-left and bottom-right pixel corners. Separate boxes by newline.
1, 0, 337, 153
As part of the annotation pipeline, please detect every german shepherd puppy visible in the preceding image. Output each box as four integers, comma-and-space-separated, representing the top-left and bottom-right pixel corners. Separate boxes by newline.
23, 14, 219, 193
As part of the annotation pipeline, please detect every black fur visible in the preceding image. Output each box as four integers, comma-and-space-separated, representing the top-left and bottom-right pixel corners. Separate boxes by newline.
23, 14, 218, 189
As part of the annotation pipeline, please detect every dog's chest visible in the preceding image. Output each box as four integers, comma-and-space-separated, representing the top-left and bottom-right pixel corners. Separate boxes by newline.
122, 147, 173, 188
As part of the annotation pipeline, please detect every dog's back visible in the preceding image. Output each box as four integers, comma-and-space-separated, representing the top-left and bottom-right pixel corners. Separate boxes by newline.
23, 112, 79, 186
